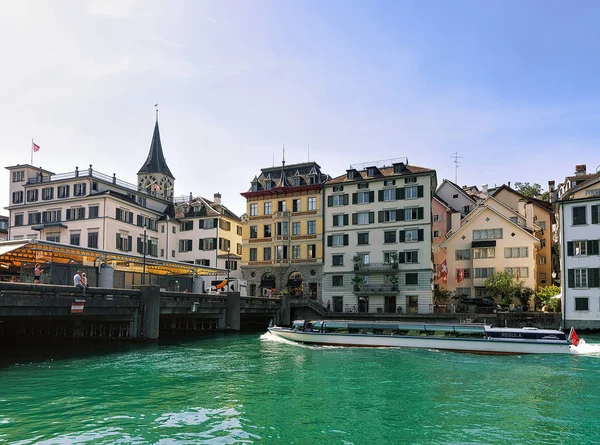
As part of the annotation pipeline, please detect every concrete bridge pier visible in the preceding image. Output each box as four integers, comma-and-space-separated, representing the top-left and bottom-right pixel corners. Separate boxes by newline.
98, 264, 115, 288
137, 285, 160, 340
225, 292, 240, 330
278, 295, 291, 326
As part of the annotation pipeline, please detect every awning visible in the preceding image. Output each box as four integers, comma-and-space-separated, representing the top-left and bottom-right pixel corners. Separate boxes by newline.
286, 279, 303, 288
472, 240, 496, 248
260, 279, 276, 288
32, 223, 68, 230
0, 242, 28, 256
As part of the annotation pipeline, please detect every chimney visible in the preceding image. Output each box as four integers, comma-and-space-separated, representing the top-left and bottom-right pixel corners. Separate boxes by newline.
575, 164, 587, 176
189, 192, 193, 202
548, 180, 555, 193
450, 212, 461, 235
214, 192, 222, 204
482, 184, 488, 196
518, 199, 526, 218
525, 202, 534, 229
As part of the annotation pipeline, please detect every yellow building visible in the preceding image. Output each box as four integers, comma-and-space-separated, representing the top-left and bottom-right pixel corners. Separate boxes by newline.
240, 161, 329, 298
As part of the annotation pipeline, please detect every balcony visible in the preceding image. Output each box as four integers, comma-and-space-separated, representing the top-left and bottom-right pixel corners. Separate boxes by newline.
353, 285, 399, 295
354, 262, 398, 273
273, 211, 291, 219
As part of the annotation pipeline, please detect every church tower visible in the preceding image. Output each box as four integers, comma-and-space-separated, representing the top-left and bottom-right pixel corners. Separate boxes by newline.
137, 112, 175, 201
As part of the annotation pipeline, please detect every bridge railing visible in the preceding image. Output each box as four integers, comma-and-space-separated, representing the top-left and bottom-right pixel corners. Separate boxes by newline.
0, 282, 141, 299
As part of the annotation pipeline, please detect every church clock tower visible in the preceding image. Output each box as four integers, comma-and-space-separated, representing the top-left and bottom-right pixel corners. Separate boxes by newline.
137, 112, 175, 201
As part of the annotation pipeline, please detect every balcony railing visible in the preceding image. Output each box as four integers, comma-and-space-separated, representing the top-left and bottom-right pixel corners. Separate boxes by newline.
354, 262, 399, 273
353, 285, 399, 295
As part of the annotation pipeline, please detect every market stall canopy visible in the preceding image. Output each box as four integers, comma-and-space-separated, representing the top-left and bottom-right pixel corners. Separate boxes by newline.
0, 240, 225, 276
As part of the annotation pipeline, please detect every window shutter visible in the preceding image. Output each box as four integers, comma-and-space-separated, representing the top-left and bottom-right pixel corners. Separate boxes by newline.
343, 234, 349, 246
369, 191, 374, 203
589, 240, 600, 256
352, 213, 358, 225
66, 209, 71, 220
414, 251, 419, 263
343, 194, 349, 205
378, 211, 384, 223
398, 252, 406, 263
42, 211, 47, 223
57, 210, 62, 221
399, 230, 406, 242
137, 237, 143, 254
567, 269, 574, 288
129, 212, 134, 224
352, 193, 358, 205
378, 190, 384, 202
417, 185, 424, 198
199, 239, 204, 250
212, 237, 217, 249
333, 216, 339, 227
116, 208, 121, 220
343, 214, 349, 226
81, 208, 85, 219
82, 184, 86, 195
397, 188, 405, 200
127, 236, 132, 251
588, 268, 600, 287
592, 205, 599, 224
398, 210, 405, 221
327, 196, 333, 207
567, 242, 574, 256
369, 212, 375, 224
418, 229, 424, 241
417, 207, 424, 220
327, 235, 333, 247
137, 215, 142, 226
116, 233, 120, 250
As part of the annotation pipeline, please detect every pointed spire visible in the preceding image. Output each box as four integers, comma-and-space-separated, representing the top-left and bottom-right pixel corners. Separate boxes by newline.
278, 144, 291, 188
137, 117, 174, 178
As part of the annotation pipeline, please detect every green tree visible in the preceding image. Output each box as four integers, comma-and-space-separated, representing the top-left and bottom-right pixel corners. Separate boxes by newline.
514, 182, 549, 201
484, 271, 520, 306
537, 285, 561, 312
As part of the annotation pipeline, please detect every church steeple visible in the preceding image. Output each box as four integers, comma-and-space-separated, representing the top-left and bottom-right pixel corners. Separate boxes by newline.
137, 118, 174, 178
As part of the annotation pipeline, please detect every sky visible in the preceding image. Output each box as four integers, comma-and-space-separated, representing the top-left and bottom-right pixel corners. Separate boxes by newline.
1, 0, 599, 217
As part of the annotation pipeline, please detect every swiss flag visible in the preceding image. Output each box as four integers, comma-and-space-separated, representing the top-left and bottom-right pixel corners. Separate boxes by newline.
569, 328, 580, 346
32, 142, 40, 152
436, 259, 448, 282
457, 269, 464, 284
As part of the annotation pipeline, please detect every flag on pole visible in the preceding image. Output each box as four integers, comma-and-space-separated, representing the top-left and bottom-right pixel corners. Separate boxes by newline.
457, 269, 464, 284
516, 269, 521, 280
569, 327, 580, 346
32, 141, 40, 152
436, 259, 448, 282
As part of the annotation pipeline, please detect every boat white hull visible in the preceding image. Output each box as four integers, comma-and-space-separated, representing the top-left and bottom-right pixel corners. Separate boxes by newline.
268, 328, 573, 355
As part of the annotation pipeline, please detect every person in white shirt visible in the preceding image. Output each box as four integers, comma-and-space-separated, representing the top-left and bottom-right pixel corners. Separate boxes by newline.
74, 270, 86, 296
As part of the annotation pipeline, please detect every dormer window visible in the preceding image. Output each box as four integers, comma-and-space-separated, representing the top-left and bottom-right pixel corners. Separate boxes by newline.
308, 175, 316, 185
393, 163, 406, 174
265, 181, 272, 190
367, 167, 376, 177
293, 177, 301, 187
347, 170, 356, 180
251, 181, 258, 192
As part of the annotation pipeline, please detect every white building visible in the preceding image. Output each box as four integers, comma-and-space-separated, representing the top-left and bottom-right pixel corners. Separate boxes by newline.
322, 160, 437, 314
435, 179, 477, 217
557, 172, 600, 329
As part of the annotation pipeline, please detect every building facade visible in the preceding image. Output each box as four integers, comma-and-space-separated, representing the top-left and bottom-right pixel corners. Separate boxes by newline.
557, 173, 600, 329
321, 160, 437, 314
432, 195, 453, 291
240, 161, 329, 299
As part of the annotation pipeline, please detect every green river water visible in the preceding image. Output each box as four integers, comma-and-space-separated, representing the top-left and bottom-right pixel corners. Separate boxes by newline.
1, 332, 600, 445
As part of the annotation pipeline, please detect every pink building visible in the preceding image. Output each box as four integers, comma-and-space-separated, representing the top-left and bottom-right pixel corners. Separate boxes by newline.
432, 194, 452, 290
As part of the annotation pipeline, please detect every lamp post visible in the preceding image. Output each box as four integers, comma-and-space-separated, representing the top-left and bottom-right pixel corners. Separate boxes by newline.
142, 227, 147, 285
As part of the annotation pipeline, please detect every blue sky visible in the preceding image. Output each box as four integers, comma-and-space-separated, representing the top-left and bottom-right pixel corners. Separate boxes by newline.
1, 0, 599, 216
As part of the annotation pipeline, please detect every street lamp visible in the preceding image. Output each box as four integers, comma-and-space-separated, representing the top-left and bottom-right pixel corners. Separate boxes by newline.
142, 227, 147, 285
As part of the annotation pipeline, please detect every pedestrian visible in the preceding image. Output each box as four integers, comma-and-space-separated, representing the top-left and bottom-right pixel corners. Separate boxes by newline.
34, 263, 42, 284
81, 272, 88, 288
327, 300, 331, 312
73, 270, 86, 296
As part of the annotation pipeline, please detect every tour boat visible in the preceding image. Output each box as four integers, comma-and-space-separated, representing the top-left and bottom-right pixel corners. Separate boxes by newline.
267, 320, 580, 355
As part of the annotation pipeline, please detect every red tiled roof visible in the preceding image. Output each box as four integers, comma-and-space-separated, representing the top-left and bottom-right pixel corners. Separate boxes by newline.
326, 165, 435, 185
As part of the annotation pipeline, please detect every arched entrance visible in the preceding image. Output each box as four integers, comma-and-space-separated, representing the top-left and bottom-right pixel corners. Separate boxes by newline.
259, 273, 276, 297
286, 271, 304, 297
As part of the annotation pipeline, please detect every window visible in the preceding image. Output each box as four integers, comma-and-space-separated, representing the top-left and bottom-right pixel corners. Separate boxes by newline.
382, 189, 396, 201
384, 179, 396, 187
383, 252, 397, 264
379, 210, 397, 222
74, 183, 86, 196
333, 214, 348, 227
308, 197, 317, 211
432, 214, 441, 222
42, 187, 54, 200
46, 232, 60, 243
68, 207, 85, 221
404, 207, 422, 221
263, 224, 272, 238
405, 186, 418, 199
356, 191, 370, 204
503, 247, 528, 258
275, 245, 288, 260
14, 214, 24, 226
461, 205, 471, 215
405, 250, 419, 263
250, 204, 258, 216
433, 230, 440, 238
357, 232, 369, 245
593, 205, 600, 224
456, 269, 471, 279
12, 170, 24, 182
573, 240, 587, 256
456, 288, 471, 297
203, 219, 215, 229
404, 229, 419, 242
332, 254, 344, 266
473, 247, 495, 258
292, 245, 301, 259
293, 199, 302, 212
453, 194, 459, 199
12, 191, 23, 204
219, 220, 231, 231
405, 273, 418, 285
28, 212, 41, 225
404, 176, 416, 183
539, 256, 547, 265
263, 247, 271, 261
456, 250, 471, 260
575, 297, 589, 311
293, 177, 301, 187
330, 194, 347, 207
572, 206, 586, 225
358, 182, 369, 189
332, 234, 345, 246
509, 216, 518, 224
195, 259, 209, 266
307, 220, 316, 234
27, 189, 38, 202
359, 253, 370, 264
264, 202, 272, 215
332, 275, 344, 286
70, 233, 80, 246
333, 185, 344, 192
473, 229, 503, 240
307, 244, 316, 258
57, 185, 70, 198
116, 233, 131, 251
249, 248, 257, 261
384, 231, 396, 243
88, 232, 98, 249
42, 210, 61, 223
180, 221, 193, 231
250, 226, 258, 239
278, 200, 287, 212
356, 212, 371, 225
200, 238, 216, 250
571, 269, 588, 288
292, 222, 301, 235
367, 167, 376, 177
276, 221, 288, 236
539, 221, 546, 230
179, 239, 193, 252
89, 206, 99, 218
237, 243, 242, 255
474, 268, 495, 279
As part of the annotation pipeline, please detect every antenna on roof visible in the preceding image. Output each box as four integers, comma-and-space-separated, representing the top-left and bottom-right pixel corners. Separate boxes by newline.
307, 144, 310, 162
272, 148, 275, 167
282, 143, 285, 166
450, 152, 463, 183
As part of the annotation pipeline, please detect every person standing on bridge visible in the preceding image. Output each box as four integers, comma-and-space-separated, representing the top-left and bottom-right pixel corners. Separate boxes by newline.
34, 264, 42, 284
74, 270, 86, 296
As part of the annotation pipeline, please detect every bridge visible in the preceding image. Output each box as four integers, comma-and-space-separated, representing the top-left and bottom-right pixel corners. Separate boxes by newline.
0, 282, 289, 340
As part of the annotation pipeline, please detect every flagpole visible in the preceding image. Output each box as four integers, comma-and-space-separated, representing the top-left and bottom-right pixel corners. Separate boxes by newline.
31, 138, 33, 165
